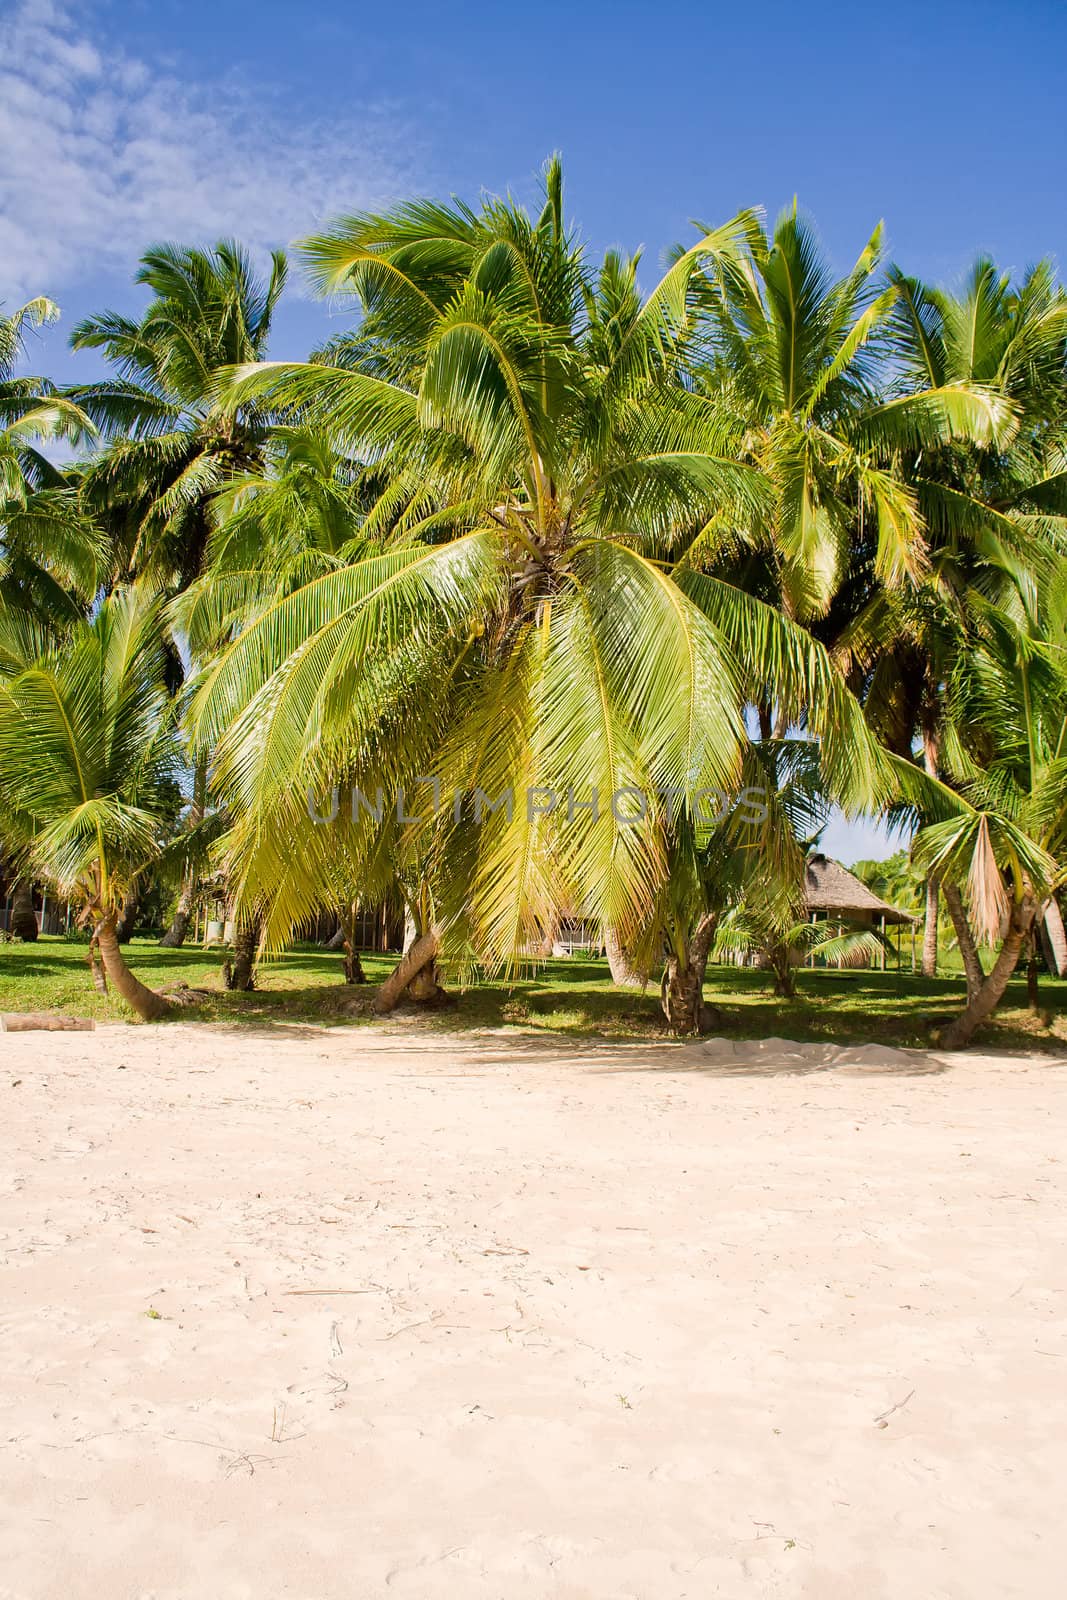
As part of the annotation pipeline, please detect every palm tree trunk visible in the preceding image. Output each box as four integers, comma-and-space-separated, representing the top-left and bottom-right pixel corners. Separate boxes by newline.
160, 759, 207, 947
159, 877, 196, 947
605, 925, 645, 988
1026, 934, 1041, 1015
373, 928, 441, 1013
224, 917, 261, 991
921, 732, 941, 978
922, 874, 940, 977
529, 911, 559, 958
942, 881, 984, 1004
95, 913, 171, 1021
87, 932, 108, 993
939, 896, 1037, 1049
115, 888, 140, 944
660, 914, 720, 1035
339, 904, 366, 983
9, 877, 38, 941
767, 941, 796, 998
1041, 898, 1067, 978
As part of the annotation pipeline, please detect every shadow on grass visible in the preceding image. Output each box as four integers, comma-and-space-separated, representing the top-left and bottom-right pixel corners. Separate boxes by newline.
1, 939, 1063, 1055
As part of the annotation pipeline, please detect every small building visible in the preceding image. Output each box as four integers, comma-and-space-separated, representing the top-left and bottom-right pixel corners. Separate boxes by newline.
804, 853, 918, 968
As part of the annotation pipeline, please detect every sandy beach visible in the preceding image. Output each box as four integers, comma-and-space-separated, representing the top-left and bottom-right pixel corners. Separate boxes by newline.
1, 1023, 1064, 1598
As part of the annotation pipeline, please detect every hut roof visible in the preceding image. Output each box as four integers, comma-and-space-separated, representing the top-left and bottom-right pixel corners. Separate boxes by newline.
804, 854, 917, 925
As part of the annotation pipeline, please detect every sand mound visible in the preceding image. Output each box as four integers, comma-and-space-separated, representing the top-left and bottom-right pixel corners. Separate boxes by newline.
696, 1033, 934, 1074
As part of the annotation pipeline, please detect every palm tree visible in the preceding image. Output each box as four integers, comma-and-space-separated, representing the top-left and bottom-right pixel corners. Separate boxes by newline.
2, 296, 101, 940
169, 424, 375, 958
1, 295, 102, 632
188, 166, 892, 1027
911, 558, 1066, 1045
0, 589, 179, 1019
175, 424, 372, 655
69, 240, 288, 945
69, 240, 287, 589
679, 212, 1019, 981
684, 205, 1012, 627
644, 708, 882, 1028
847, 256, 1067, 978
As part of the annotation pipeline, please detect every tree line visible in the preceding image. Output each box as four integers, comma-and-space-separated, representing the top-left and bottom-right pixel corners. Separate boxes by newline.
1, 160, 1064, 1045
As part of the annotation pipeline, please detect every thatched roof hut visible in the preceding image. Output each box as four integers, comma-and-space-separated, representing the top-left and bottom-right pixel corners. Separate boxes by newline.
804, 854, 917, 926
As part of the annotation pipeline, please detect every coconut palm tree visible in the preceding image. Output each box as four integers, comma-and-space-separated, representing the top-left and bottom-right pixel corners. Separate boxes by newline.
175, 424, 372, 652
1, 295, 102, 633
845, 255, 1067, 976
69, 241, 288, 945
0, 588, 179, 1019
188, 166, 894, 1027
2, 296, 102, 939
69, 241, 287, 589
911, 555, 1066, 1045
641, 704, 890, 1027
167, 424, 376, 955
678, 213, 1021, 981
683, 205, 1013, 627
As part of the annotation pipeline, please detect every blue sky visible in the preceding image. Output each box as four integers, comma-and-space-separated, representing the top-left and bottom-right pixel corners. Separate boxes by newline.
2, 0, 1064, 860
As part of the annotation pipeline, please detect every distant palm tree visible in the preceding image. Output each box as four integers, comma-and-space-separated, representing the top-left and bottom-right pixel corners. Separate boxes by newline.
1, 295, 101, 635
685, 205, 1011, 627
70, 242, 287, 945
176, 425, 371, 645
914, 554, 1066, 1045
174, 425, 378, 971
70, 241, 287, 590
846, 256, 1067, 977
2, 296, 100, 939
0, 589, 179, 1018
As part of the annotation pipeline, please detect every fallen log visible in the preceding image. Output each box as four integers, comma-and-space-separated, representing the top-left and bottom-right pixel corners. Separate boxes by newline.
1, 1013, 96, 1033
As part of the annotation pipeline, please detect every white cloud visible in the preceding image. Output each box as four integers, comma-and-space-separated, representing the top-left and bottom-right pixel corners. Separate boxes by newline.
0, 0, 417, 300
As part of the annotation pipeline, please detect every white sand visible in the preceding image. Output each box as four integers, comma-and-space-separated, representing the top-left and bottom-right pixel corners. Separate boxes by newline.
1, 1023, 1065, 1599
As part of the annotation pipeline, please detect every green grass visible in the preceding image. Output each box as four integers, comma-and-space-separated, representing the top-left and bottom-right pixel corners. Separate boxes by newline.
1, 935, 1064, 1053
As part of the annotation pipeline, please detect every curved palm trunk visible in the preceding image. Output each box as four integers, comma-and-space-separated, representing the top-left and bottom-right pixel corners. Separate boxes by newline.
1041, 898, 1067, 978
9, 878, 38, 941
942, 882, 984, 1004
159, 879, 195, 948
373, 929, 442, 1013
95, 913, 171, 1021
939, 896, 1037, 1049
660, 914, 720, 1036
87, 932, 108, 993
605, 925, 646, 988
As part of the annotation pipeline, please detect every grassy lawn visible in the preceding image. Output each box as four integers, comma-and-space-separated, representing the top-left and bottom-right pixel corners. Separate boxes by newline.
1, 935, 1064, 1053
